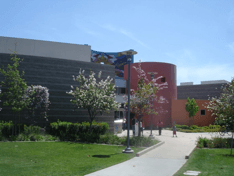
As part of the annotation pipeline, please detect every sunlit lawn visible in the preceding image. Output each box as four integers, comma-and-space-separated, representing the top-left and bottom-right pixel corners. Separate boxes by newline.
174, 148, 234, 176
0, 142, 144, 176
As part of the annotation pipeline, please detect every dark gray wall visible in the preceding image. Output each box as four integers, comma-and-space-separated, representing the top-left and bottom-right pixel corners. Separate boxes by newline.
177, 83, 229, 100
0, 53, 115, 132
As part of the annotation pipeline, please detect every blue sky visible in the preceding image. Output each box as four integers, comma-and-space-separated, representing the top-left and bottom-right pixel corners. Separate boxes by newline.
1, 0, 234, 86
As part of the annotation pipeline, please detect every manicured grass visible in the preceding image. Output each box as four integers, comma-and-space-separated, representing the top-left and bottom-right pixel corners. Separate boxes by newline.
174, 149, 234, 176
0, 142, 144, 176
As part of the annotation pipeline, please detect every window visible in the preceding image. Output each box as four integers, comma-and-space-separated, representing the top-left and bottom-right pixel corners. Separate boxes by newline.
120, 88, 126, 94
201, 109, 206, 115
161, 77, 166, 83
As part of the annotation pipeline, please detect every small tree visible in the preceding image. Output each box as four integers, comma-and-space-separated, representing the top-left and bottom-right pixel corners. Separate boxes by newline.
185, 97, 199, 126
66, 69, 120, 131
23, 85, 50, 126
124, 62, 169, 136
0, 54, 31, 134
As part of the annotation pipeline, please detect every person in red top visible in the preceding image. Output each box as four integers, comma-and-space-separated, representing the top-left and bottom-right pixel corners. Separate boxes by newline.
157, 120, 163, 135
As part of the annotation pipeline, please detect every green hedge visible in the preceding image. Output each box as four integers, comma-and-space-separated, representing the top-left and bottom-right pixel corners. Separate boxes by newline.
0, 121, 42, 140
0, 121, 14, 138
49, 120, 109, 142
175, 124, 221, 133
197, 136, 234, 148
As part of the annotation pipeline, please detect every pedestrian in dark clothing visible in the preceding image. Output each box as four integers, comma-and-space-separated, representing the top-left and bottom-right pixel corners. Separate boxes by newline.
157, 120, 163, 135
131, 118, 136, 136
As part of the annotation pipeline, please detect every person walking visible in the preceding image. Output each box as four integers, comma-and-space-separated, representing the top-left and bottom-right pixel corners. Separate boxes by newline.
173, 123, 177, 137
157, 120, 163, 135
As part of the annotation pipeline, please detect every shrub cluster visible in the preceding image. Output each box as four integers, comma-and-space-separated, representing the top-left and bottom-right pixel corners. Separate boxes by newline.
0, 121, 14, 138
197, 136, 233, 148
49, 120, 109, 142
175, 124, 221, 133
0, 121, 57, 141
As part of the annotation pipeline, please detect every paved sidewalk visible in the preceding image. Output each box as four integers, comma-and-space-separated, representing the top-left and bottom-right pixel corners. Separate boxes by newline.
85, 130, 222, 176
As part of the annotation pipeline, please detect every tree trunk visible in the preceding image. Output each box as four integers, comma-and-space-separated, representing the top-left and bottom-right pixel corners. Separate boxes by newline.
138, 123, 141, 137
89, 120, 93, 132
189, 117, 193, 126
18, 113, 20, 134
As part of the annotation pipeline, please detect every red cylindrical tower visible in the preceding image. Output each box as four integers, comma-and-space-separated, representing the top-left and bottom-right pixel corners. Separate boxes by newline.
124, 62, 177, 128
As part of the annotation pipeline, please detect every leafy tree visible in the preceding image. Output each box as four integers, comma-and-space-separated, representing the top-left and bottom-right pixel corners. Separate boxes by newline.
185, 97, 199, 126
0, 54, 31, 134
23, 85, 50, 126
203, 78, 234, 131
124, 62, 169, 136
66, 69, 120, 131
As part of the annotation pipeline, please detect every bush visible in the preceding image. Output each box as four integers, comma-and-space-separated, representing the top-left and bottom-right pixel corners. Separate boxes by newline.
196, 136, 233, 148
49, 120, 109, 142
190, 125, 199, 130
23, 85, 50, 123
0, 121, 14, 138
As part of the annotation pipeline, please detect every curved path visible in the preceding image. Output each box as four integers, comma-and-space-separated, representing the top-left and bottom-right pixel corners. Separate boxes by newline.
85, 130, 225, 176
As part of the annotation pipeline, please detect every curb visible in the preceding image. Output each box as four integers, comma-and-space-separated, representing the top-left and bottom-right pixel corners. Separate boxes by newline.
185, 145, 196, 159
136, 141, 165, 157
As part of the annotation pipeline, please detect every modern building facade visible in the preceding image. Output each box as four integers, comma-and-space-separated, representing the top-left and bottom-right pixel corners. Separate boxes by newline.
0, 36, 136, 132
0, 36, 230, 130
124, 61, 230, 127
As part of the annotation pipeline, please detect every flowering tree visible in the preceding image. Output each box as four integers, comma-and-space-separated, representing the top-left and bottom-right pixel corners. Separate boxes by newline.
185, 97, 199, 126
203, 78, 234, 131
124, 62, 169, 136
23, 85, 50, 125
66, 69, 121, 130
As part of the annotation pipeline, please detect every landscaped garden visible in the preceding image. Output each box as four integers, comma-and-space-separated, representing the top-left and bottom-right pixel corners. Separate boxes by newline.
0, 120, 159, 176
168, 124, 222, 133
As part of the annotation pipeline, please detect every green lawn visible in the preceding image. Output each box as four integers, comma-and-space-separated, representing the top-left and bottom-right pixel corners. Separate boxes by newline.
0, 142, 144, 176
174, 148, 234, 176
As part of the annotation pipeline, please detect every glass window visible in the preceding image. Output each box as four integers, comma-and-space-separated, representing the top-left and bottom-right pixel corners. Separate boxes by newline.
161, 77, 166, 83
120, 88, 126, 94
201, 109, 206, 115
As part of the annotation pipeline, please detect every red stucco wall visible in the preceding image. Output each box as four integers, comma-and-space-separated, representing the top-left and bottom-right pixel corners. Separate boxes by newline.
124, 62, 177, 127
171, 99, 216, 126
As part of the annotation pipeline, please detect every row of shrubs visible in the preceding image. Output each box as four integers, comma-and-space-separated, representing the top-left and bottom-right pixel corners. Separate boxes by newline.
0, 120, 109, 143
49, 120, 109, 142
0, 120, 158, 147
197, 136, 234, 148
174, 124, 221, 133
0, 121, 57, 141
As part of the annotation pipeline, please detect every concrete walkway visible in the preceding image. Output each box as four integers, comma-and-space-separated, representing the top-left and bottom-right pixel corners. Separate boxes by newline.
85, 130, 224, 176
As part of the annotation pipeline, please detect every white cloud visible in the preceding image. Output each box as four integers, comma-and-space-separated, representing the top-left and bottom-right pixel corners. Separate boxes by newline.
228, 42, 234, 53
75, 24, 103, 38
99, 24, 149, 48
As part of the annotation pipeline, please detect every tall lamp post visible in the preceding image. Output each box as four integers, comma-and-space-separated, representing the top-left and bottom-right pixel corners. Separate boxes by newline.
147, 72, 157, 139
122, 49, 137, 153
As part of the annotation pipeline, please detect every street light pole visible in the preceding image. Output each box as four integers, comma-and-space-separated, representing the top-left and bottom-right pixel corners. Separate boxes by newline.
122, 50, 137, 154
148, 72, 157, 139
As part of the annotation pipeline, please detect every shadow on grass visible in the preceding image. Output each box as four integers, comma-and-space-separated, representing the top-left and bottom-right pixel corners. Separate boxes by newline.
92, 153, 123, 158
220, 154, 234, 157
92, 155, 110, 158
